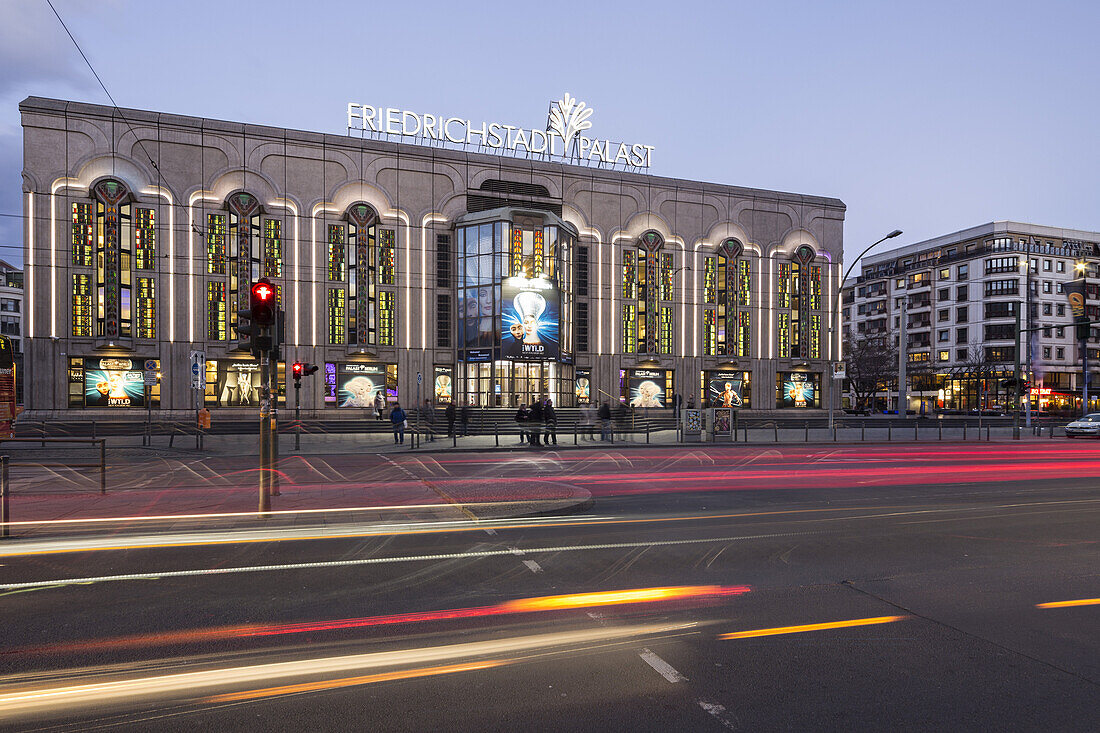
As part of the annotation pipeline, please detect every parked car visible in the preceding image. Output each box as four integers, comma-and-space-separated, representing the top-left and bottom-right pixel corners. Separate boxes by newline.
1063, 413, 1100, 438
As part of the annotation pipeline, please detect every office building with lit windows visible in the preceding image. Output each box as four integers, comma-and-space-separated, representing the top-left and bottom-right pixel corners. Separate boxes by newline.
20, 96, 845, 415
842, 221, 1100, 414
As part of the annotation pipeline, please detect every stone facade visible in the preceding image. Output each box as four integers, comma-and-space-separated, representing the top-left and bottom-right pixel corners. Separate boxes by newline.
21, 96, 845, 416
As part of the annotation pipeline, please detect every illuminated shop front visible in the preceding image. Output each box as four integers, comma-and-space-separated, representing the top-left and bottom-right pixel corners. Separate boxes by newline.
702, 370, 751, 408
455, 209, 577, 407
323, 362, 397, 408
623, 368, 674, 408
203, 359, 285, 408
68, 357, 160, 408
777, 371, 821, 409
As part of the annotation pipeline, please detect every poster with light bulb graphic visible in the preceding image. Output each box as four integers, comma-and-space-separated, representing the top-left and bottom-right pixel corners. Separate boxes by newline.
501, 277, 560, 361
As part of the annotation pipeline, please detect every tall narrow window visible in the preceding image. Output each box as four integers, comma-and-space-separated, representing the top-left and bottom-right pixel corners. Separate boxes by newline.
703, 308, 716, 355
227, 193, 261, 344
704, 256, 716, 304
622, 231, 671, 354
134, 208, 156, 270
136, 276, 156, 339
72, 202, 93, 267
776, 245, 821, 359
207, 281, 226, 341
328, 224, 346, 281
576, 245, 589, 296
380, 228, 396, 284
92, 179, 131, 341
328, 288, 346, 345
436, 293, 451, 348
72, 274, 92, 337
263, 219, 282, 277
711, 239, 751, 357
207, 214, 226, 274
621, 303, 636, 353
379, 290, 395, 346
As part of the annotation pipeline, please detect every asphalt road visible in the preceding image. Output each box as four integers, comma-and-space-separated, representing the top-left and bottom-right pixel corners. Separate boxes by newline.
0, 442, 1097, 731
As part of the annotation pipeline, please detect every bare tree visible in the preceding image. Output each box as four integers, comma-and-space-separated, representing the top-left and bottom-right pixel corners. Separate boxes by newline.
845, 331, 896, 411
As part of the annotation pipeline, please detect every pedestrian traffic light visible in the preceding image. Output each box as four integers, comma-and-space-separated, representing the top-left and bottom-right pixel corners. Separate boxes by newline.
250, 278, 276, 326
291, 361, 317, 389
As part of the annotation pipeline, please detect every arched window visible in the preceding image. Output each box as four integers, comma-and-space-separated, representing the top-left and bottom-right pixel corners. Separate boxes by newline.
69, 179, 157, 341
703, 238, 752, 357
325, 203, 396, 347
622, 230, 673, 354
775, 244, 823, 359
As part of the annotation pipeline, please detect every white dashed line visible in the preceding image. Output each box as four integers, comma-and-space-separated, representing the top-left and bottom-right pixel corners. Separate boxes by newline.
521, 559, 544, 574
697, 698, 739, 729
638, 648, 687, 683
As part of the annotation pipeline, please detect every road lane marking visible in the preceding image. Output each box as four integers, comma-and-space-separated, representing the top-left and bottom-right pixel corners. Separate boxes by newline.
0, 531, 806, 590
697, 699, 739, 730
521, 560, 544, 574
638, 648, 687, 682
1036, 598, 1100, 609
719, 615, 907, 640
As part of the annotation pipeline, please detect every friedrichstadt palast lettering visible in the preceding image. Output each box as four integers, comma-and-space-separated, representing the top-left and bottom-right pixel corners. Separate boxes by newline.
347, 94, 656, 168
20, 94, 844, 417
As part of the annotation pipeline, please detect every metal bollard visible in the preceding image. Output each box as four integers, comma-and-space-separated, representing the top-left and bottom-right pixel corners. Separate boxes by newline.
862, 421, 866, 442
963, 422, 967, 441
1, 455, 8, 538
888, 424, 892, 441
495, 429, 499, 448
833, 425, 837, 442
99, 439, 106, 495
646, 420, 650, 444
986, 425, 991, 441
938, 422, 942, 441
774, 424, 779, 442
574, 424, 578, 446
915, 423, 919, 441
92, 420, 97, 441
805, 422, 809, 442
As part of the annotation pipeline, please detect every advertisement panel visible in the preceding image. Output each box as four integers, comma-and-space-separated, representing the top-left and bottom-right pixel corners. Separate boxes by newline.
626, 368, 671, 408
778, 372, 820, 409
203, 360, 284, 408
704, 370, 750, 408
1064, 278, 1089, 340
83, 357, 146, 407
574, 368, 592, 404
434, 365, 454, 404
336, 363, 389, 408
460, 285, 499, 349
501, 277, 559, 361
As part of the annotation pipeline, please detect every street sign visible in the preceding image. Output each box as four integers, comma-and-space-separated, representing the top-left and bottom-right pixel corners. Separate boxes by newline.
832, 362, 846, 380
144, 359, 157, 371
190, 351, 206, 390
417, 372, 423, 385
144, 370, 158, 386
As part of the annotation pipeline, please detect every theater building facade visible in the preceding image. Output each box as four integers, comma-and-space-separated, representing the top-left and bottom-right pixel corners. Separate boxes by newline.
20, 96, 846, 415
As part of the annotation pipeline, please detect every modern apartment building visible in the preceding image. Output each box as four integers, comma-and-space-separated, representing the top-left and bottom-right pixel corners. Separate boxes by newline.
842, 222, 1100, 414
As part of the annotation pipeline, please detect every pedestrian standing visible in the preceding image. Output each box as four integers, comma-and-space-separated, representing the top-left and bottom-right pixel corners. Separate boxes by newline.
445, 401, 456, 438
528, 398, 544, 447
580, 402, 595, 439
390, 402, 407, 444
598, 401, 612, 441
374, 390, 386, 421
672, 392, 682, 420
687, 396, 696, 410
543, 398, 558, 445
421, 398, 436, 441
515, 404, 529, 444
460, 402, 471, 436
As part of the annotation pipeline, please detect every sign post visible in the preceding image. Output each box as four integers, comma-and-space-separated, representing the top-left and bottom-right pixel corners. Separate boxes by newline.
189, 351, 206, 450
415, 371, 422, 450
829, 361, 846, 430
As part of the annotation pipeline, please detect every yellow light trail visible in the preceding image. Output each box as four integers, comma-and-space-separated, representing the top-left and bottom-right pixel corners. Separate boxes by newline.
719, 615, 907, 640
1036, 598, 1100, 609
205, 660, 508, 703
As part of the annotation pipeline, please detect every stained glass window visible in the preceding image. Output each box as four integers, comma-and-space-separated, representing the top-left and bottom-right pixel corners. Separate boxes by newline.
738, 260, 751, 307
379, 291, 395, 346
207, 281, 226, 341
704, 257, 716, 304
532, 228, 544, 277
328, 288, 346, 344
660, 305, 673, 354
72, 274, 92, 336
738, 310, 750, 358
809, 265, 822, 310
134, 208, 155, 270
810, 314, 821, 359
328, 224, 346, 281
380, 228, 395, 284
207, 214, 226, 275
778, 311, 789, 357
511, 226, 524, 276
72, 202, 93, 267
778, 263, 791, 308
660, 253, 674, 301
136, 276, 155, 339
703, 308, 716, 355
622, 251, 637, 299
263, 219, 282, 277
621, 304, 636, 353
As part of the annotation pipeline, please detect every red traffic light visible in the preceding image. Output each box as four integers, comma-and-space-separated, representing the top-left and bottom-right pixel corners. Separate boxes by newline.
250, 277, 276, 326
252, 282, 274, 302
292, 362, 303, 376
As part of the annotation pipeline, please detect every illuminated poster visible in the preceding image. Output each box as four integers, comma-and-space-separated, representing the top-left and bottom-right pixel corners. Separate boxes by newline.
501, 277, 559, 361
434, 365, 453, 404
338, 363, 388, 408
705, 370, 750, 408
626, 368, 670, 408
214, 361, 262, 407
575, 368, 591, 404
83, 357, 145, 407
778, 371, 820, 408
461, 286, 498, 349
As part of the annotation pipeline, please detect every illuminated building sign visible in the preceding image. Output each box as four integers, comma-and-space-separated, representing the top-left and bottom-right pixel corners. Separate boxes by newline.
1030, 387, 1053, 396
347, 93, 654, 168
501, 277, 560, 361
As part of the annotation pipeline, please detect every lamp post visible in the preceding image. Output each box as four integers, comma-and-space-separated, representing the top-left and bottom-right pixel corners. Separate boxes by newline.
831, 229, 903, 429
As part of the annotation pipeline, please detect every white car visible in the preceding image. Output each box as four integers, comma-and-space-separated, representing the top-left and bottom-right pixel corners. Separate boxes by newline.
1064, 413, 1100, 438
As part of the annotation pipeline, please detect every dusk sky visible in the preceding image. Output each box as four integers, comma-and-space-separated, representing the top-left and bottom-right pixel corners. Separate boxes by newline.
2, 0, 1098, 268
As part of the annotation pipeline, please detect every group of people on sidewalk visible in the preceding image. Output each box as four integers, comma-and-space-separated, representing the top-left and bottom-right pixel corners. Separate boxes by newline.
386, 399, 472, 444
514, 396, 559, 447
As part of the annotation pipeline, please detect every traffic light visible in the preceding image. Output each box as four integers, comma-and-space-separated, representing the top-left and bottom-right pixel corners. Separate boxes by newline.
250, 278, 276, 326
291, 362, 318, 390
